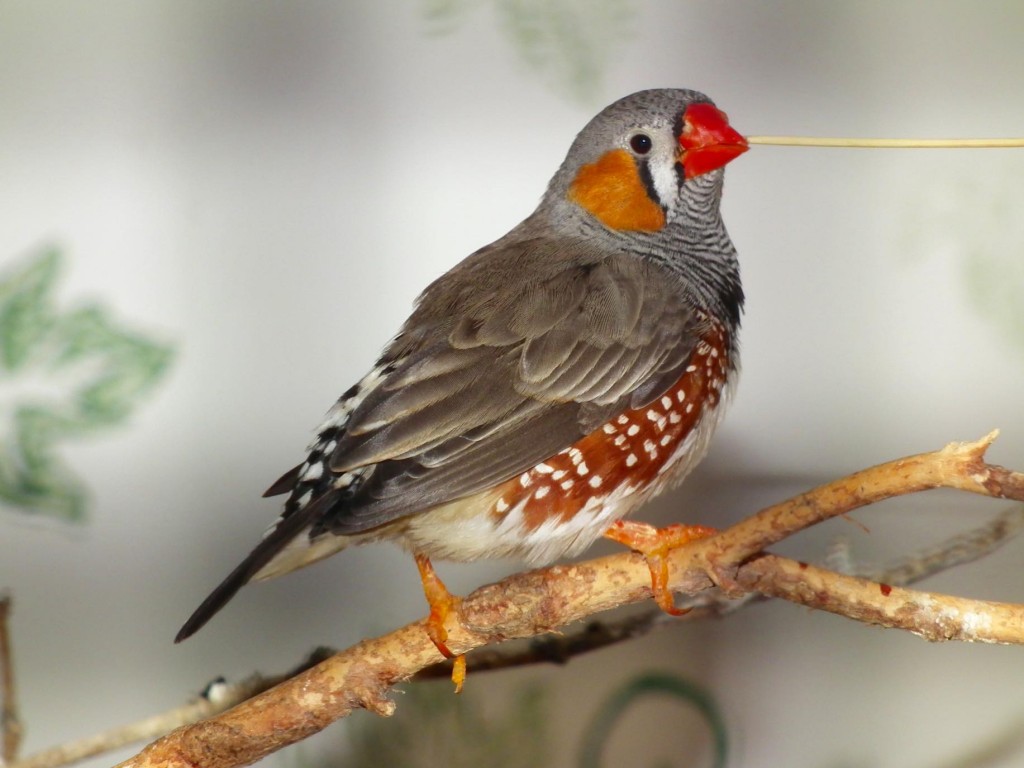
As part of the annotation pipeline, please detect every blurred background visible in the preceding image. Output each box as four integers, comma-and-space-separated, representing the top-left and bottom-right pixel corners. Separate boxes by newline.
2, 2, 1024, 766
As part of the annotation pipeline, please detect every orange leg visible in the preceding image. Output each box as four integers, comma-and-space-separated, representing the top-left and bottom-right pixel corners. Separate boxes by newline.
604, 520, 717, 615
414, 553, 467, 692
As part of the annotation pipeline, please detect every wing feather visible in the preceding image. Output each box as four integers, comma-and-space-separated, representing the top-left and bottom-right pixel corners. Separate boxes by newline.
316, 242, 701, 533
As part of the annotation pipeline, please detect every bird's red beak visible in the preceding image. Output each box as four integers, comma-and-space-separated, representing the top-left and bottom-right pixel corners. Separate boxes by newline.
679, 103, 748, 180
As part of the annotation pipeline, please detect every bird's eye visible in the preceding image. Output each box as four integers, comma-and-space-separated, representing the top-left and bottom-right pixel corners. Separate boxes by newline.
629, 133, 653, 155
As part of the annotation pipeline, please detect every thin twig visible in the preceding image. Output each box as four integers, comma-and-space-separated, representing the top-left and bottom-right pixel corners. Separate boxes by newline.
856, 504, 1024, 585
0, 594, 22, 767
746, 136, 1024, 148
8, 650, 333, 768
741, 553, 1024, 642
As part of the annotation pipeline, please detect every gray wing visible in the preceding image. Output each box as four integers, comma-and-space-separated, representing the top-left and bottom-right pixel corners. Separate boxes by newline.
322, 240, 704, 533
174, 241, 704, 643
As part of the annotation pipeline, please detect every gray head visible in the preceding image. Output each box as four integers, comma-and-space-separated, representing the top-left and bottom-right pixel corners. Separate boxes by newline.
532, 89, 747, 328
540, 88, 747, 234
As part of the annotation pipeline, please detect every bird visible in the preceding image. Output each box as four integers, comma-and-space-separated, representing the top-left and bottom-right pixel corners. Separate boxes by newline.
176, 88, 748, 689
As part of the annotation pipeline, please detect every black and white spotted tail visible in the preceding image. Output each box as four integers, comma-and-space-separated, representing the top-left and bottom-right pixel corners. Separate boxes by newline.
174, 362, 392, 642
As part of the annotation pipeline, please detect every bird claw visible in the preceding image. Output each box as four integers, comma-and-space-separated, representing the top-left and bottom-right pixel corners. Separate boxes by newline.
415, 554, 467, 693
604, 520, 718, 614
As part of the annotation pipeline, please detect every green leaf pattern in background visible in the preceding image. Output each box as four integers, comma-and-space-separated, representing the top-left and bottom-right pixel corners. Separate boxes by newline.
424, 0, 635, 103
0, 248, 173, 522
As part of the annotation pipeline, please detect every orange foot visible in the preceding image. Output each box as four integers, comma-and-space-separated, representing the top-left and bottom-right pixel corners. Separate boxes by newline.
604, 520, 717, 615
414, 553, 467, 693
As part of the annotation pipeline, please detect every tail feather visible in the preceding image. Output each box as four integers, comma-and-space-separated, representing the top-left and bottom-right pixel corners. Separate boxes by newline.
174, 489, 342, 643
263, 463, 302, 497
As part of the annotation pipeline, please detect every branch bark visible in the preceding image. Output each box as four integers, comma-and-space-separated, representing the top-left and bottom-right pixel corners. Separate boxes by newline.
7, 651, 334, 768
1, 594, 22, 766
22, 434, 1024, 768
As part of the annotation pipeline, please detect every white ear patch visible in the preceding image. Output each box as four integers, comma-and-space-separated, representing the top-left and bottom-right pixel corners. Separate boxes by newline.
647, 140, 682, 216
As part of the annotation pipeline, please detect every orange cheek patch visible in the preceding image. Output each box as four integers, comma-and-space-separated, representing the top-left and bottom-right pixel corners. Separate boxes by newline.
568, 149, 666, 232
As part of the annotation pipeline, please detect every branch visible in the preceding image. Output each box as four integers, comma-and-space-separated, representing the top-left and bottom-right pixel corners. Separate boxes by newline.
101, 433, 1024, 768
692, 431, 1022, 584
1, 594, 22, 766
8, 651, 333, 768
416, 502, 1024, 679
20, 503, 1022, 768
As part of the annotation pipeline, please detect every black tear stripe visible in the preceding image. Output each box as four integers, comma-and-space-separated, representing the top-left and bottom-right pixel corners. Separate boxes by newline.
637, 159, 666, 211
672, 108, 688, 191
673, 109, 686, 143
673, 161, 686, 190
